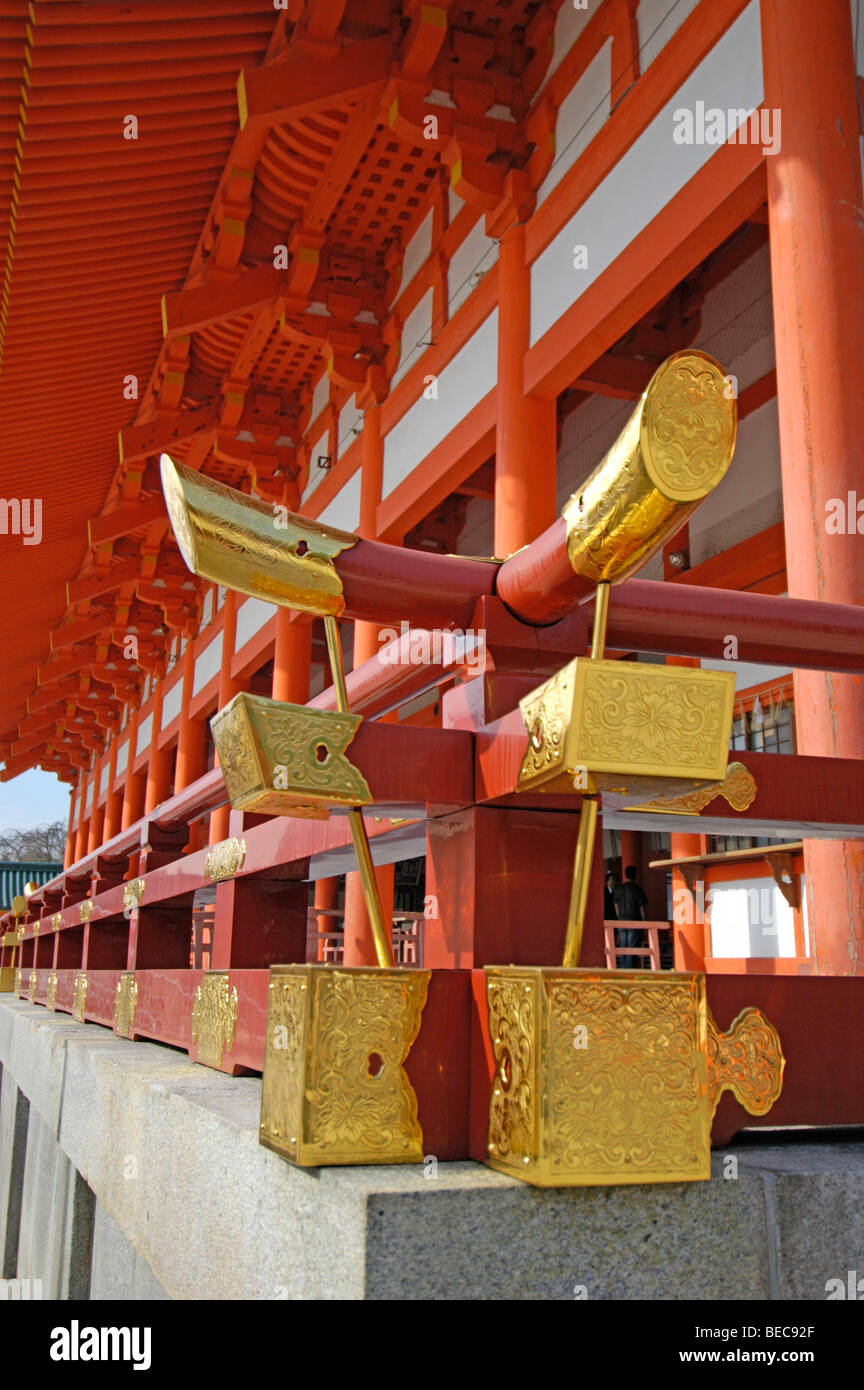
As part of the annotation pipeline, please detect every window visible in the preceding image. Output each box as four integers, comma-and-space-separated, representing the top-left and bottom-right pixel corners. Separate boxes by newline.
731, 690, 795, 755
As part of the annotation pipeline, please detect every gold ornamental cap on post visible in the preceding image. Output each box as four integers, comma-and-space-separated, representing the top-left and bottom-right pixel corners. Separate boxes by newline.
562, 350, 736, 585
160, 454, 358, 617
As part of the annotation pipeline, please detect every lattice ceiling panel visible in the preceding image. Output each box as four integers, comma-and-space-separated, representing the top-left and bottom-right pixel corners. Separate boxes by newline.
326, 129, 438, 263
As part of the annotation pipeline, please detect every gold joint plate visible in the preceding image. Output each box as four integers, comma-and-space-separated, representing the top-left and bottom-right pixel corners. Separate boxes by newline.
211, 692, 372, 818
260, 965, 429, 1167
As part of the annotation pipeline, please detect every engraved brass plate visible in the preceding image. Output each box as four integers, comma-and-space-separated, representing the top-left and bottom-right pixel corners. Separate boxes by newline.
484, 968, 784, 1187
211, 692, 372, 818
114, 973, 139, 1039
73, 972, 88, 1023
1, 930, 21, 947
14, 968, 22, 996
628, 761, 757, 815
0, 967, 17, 993
204, 836, 246, 883
260, 965, 429, 1166
79, 899, 93, 923
122, 878, 146, 913
517, 659, 735, 801
27, 971, 37, 1004
486, 967, 710, 1186
52, 912, 62, 931
47, 972, 58, 1011
161, 454, 357, 617
706, 1006, 785, 1121
191, 972, 238, 1068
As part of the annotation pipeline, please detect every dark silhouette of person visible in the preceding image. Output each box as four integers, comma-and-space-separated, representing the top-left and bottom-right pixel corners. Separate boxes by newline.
614, 864, 648, 968
604, 871, 618, 921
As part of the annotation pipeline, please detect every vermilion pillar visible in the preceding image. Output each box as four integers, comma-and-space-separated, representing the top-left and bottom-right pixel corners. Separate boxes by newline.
121, 712, 146, 831
493, 222, 557, 558
671, 833, 707, 972
762, 0, 864, 974
343, 861, 395, 968
273, 612, 311, 703
74, 776, 91, 861
102, 738, 122, 842
174, 644, 205, 793
145, 680, 173, 813
64, 790, 77, 867
86, 753, 106, 853
272, 475, 312, 706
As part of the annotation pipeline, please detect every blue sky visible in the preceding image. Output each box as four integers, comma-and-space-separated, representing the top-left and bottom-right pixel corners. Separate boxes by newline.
0, 768, 71, 832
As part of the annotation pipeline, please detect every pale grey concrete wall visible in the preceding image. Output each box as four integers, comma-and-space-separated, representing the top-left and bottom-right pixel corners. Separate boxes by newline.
90, 1201, 168, 1301
1, 996, 863, 1301
0, 1063, 30, 1279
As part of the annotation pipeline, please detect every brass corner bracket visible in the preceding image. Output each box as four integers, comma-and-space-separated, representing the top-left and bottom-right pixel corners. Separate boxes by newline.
191, 972, 238, 1069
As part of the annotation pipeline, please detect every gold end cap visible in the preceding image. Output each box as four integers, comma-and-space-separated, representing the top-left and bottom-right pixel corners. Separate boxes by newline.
640, 350, 737, 503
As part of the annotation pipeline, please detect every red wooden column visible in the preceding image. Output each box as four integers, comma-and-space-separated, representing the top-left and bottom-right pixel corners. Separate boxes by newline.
74, 774, 91, 862
492, 215, 557, 557
762, 0, 864, 974
121, 712, 146, 831
174, 644, 205, 793
273, 613, 311, 704
273, 475, 312, 706
102, 739, 123, 843
145, 679, 173, 813
64, 790, 77, 867
343, 399, 396, 964
671, 833, 707, 971
86, 754, 106, 853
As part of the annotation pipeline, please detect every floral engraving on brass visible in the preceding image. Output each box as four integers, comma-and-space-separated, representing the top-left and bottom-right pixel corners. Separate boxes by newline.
579, 668, 726, 769
79, 899, 93, 923
627, 761, 757, 815
260, 966, 429, 1166
517, 660, 735, 796
14, 968, 22, 997
204, 837, 246, 884
114, 973, 139, 1039
486, 973, 538, 1167
32, 921, 40, 936
191, 973, 238, 1068
52, 912, 62, 931
73, 972, 88, 1023
28, 971, 37, 1004
47, 972, 58, 1011
642, 353, 736, 500
517, 666, 573, 787
706, 1006, 785, 1122
485, 968, 712, 1186
212, 692, 372, 818
122, 878, 146, 913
